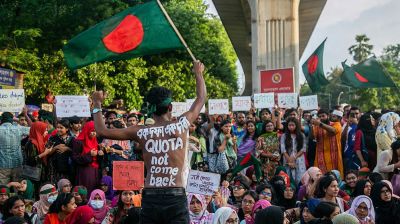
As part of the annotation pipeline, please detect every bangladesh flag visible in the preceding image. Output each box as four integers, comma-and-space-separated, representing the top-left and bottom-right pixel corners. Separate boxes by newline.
63, 1, 185, 70
302, 38, 329, 92
341, 57, 396, 88
232, 153, 262, 181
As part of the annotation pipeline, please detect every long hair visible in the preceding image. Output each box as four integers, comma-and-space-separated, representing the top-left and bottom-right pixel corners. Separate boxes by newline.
2, 196, 25, 220
284, 117, 304, 153
314, 175, 337, 198
243, 120, 257, 141
261, 120, 275, 134
48, 193, 74, 214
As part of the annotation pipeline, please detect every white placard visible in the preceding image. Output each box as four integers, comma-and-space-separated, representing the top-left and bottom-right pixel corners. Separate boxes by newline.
208, 99, 229, 115
171, 102, 188, 117
299, 95, 319, 111
186, 99, 206, 113
0, 89, 25, 112
253, 93, 275, 108
232, 96, 251, 111
55, 96, 91, 117
186, 170, 221, 195
277, 93, 298, 108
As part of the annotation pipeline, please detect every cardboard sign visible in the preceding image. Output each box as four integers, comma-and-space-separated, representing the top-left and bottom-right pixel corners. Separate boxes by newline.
113, 161, 144, 190
253, 93, 275, 108
260, 68, 295, 93
171, 102, 188, 117
186, 170, 221, 195
208, 99, 229, 115
232, 96, 251, 111
0, 89, 25, 112
41, 103, 53, 112
186, 99, 206, 113
55, 95, 91, 117
299, 95, 319, 111
277, 93, 298, 108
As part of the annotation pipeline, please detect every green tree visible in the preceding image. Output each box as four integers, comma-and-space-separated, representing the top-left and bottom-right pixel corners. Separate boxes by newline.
348, 34, 373, 63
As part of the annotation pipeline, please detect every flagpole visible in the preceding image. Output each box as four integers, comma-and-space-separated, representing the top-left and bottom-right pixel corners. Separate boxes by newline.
157, 0, 197, 61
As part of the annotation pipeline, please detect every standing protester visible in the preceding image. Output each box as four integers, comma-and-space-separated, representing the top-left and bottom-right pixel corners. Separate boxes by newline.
375, 112, 400, 158
92, 61, 206, 223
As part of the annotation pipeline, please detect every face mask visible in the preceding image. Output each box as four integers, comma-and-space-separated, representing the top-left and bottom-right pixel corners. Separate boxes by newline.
47, 195, 57, 204
90, 200, 104, 209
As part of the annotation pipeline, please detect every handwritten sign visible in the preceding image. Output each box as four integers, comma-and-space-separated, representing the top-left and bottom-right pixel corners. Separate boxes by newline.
113, 161, 144, 190
171, 102, 188, 117
55, 95, 90, 117
299, 95, 319, 111
0, 89, 25, 112
232, 96, 251, 111
277, 93, 298, 108
186, 99, 206, 113
208, 99, 229, 115
41, 103, 53, 112
254, 93, 275, 108
186, 170, 221, 195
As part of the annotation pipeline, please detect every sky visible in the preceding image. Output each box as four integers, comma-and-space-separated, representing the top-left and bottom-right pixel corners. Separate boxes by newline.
204, 0, 400, 88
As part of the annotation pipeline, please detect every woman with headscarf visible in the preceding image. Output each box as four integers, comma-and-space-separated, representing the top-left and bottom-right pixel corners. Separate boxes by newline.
375, 112, 400, 157
351, 180, 372, 198
298, 199, 321, 224
298, 167, 322, 201
99, 176, 114, 202
346, 195, 375, 224
88, 190, 109, 224
212, 207, 238, 224
332, 213, 359, 224
187, 193, 213, 224
72, 186, 88, 207
240, 199, 271, 224
254, 206, 287, 224
354, 113, 378, 170
370, 181, 400, 224
32, 184, 58, 223
72, 121, 103, 194
65, 205, 94, 224
57, 179, 71, 194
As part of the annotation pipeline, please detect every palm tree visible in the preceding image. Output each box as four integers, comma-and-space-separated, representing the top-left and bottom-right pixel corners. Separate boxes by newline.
348, 34, 373, 63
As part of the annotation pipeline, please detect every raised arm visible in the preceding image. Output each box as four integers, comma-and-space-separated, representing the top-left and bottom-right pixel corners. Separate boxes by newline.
183, 60, 207, 123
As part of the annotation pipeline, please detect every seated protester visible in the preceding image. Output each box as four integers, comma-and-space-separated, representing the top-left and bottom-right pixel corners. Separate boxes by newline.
255, 183, 275, 204
71, 186, 88, 207
370, 181, 400, 224
367, 172, 383, 186
88, 190, 109, 224
373, 139, 400, 181
14, 180, 35, 203
353, 113, 377, 170
314, 201, 340, 220
65, 205, 94, 224
237, 191, 258, 222
43, 193, 76, 224
57, 180, 71, 194
4, 216, 28, 224
0, 185, 10, 221
315, 175, 349, 213
298, 198, 321, 224
345, 195, 375, 224
32, 184, 58, 224
47, 119, 74, 184
102, 191, 134, 224
325, 172, 350, 202
240, 199, 271, 224
230, 176, 251, 208
351, 180, 372, 198
245, 167, 258, 190
254, 206, 288, 224
340, 170, 358, 196
298, 167, 322, 201
2, 196, 36, 224
120, 207, 140, 224
331, 213, 359, 224
212, 207, 238, 224
381, 180, 400, 199
275, 182, 297, 210
187, 193, 213, 224
99, 176, 114, 203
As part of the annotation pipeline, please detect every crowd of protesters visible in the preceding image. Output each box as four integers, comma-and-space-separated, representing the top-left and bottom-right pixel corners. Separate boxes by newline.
1, 100, 400, 224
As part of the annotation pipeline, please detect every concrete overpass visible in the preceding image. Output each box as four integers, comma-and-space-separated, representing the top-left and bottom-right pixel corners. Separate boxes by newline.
213, 0, 327, 95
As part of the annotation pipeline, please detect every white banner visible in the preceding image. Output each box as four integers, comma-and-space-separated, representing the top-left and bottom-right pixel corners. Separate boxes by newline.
299, 95, 319, 111
277, 93, 298, 108
171, 102, 188, 117
186, 99, 206, 113
55, 96, 91, 117
0, 89, 25, 112
208, 99, 229, 115
232, 96, 251, 111
186, 170, 221, 195
253, 93, 275, 108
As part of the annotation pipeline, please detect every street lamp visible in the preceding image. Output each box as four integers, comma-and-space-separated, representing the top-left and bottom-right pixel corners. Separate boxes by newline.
337, 91, 344, 105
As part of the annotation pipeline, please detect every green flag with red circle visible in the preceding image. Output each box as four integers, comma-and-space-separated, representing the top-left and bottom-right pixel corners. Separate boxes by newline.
341, 57, 396, 88
63, 1, 185, 70
302, 38, 329, 92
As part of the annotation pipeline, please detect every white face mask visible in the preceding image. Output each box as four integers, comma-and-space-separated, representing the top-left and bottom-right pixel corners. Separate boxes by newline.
47, 195, 57, 204
90, 200, 104, 209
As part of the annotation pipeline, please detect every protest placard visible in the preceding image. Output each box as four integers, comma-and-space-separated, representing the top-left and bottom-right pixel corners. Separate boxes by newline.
186, 99, 206, 113
277, 93, 298, 108
186, 170, 221, 195
253, 93, 275, 108
55, 95, 90, 117
113, 161, 144, 190
208, 99, 229, 115
0, 89, 25, 112
41, 103, 53, 112
299, 95, 319, 111
232, 96, 251, 111
171, 102, 188, 117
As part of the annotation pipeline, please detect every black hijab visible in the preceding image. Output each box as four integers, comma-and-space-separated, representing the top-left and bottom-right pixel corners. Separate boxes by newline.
352, 179, 370, 198
370, 181, 400, 224
254, 206, 284, 224
357, 113, 377, 152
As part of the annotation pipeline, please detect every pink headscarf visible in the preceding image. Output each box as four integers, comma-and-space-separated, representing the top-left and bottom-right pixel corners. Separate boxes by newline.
301, 167, 321, 186
88, 189, 109, 224
382, 180, 400, 198
244, 200, 271, 224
